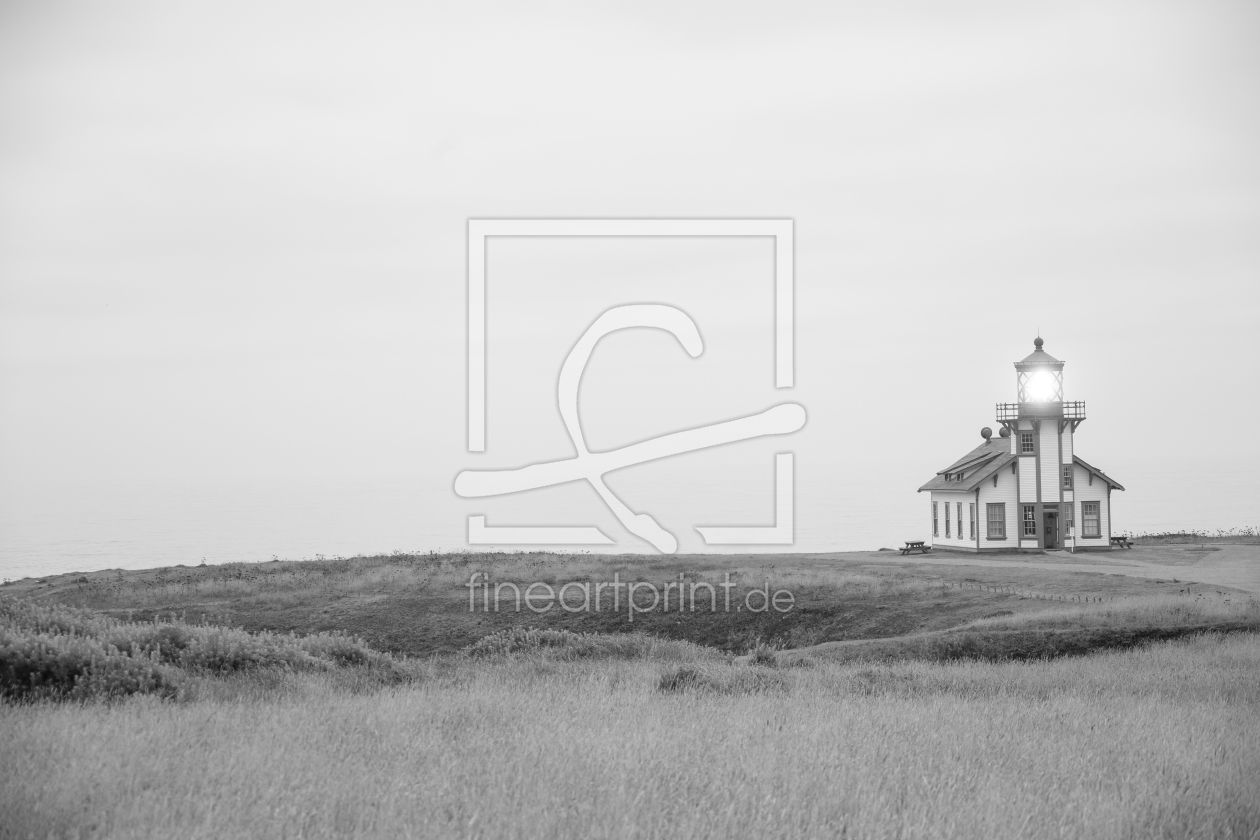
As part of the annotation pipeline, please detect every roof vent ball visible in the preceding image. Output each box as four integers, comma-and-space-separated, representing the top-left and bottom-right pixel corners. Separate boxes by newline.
999, 427, 1011, 438
981, 427, 992, 441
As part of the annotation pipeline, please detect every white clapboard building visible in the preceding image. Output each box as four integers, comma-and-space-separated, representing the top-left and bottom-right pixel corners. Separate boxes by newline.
918, 338, 1123, 552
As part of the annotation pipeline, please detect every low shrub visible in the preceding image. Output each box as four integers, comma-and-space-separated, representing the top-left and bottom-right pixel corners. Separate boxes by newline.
0, 598, 402, 702
657, 664, 790, 695
464, 627, 588, 657
0, 623, 184, 701
464, 627, 713, 662
746, 641, 780, 668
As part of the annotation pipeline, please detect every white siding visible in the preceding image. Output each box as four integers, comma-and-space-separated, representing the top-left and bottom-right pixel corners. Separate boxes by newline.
1072, 464, 1110, 547
977, 469, 1018, 548
1061, 427, 1073, 464
931, 491, 974, 548
1103, 490, 1111, 540
1019, 458, 1036, 503
1039, 423, 1060, 501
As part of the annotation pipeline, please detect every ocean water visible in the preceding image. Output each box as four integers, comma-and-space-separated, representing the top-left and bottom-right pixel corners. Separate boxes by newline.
1, 455, 1255, 581
0, 471, 918, 581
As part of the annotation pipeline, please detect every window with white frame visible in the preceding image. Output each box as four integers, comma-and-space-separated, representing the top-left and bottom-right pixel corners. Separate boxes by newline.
1082, 502, 1101, 537
932, 502, 938, 537
969, 503, 975, 539
945, 503, 951, 538
1062, 464, 1073, 489
987, 503, 1005, 538
1022, 505, 1036, 537
1020, 431, 1034, 454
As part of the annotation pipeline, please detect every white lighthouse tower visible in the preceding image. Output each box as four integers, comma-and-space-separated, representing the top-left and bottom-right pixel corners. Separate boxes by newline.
918, 338, 1123, 552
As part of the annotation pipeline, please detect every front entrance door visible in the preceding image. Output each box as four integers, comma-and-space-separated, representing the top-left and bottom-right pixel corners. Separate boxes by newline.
1044, 512, 1059, 549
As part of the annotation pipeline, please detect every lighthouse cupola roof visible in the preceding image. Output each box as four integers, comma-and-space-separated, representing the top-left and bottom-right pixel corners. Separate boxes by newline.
1015, 336, 1064, 370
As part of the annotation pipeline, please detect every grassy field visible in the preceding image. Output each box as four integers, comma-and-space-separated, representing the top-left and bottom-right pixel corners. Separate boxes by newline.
3, 550, 1259, 839
2, 630, 1259, 840
2, 548, 1239, 656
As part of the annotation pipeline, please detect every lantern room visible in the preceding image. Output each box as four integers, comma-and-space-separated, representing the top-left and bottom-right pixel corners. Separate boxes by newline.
1016, 337, 1063, 403
996, 337, 1085, 425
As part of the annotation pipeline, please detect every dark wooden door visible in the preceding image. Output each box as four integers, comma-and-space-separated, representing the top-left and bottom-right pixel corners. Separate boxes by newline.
1044, 513, 1059, 549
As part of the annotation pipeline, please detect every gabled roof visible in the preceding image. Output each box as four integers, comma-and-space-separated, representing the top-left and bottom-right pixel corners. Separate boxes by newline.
917, 437, 1125, 493
1073, 455, 1125, 490
918, 437, 1015, 492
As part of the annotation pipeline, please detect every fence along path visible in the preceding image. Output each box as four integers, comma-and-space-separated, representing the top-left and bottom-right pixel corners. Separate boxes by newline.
947, 580, 1117, 603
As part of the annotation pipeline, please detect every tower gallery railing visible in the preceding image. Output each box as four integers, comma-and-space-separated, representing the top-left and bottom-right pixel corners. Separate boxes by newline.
995, 401, 1085, 422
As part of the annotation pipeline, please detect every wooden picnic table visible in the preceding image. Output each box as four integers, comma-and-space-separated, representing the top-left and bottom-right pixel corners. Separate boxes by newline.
1110, 536, 1133, 549
901, 541, 931, 555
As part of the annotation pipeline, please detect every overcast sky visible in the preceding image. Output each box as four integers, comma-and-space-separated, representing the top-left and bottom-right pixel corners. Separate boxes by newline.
1, 1, 1257, 559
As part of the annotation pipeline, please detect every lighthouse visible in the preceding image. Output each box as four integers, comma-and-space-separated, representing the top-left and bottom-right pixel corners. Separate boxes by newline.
918, 338, 1124, 552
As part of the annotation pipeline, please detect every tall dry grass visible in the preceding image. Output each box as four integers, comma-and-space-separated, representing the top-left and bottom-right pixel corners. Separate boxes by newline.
2, 633, 1257, 840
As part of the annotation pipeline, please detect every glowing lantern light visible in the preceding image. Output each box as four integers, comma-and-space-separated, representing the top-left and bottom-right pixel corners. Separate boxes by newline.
1015, 337, 1063, 404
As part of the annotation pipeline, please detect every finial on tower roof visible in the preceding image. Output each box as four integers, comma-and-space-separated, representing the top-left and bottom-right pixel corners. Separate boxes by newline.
1033, 336, 1044, 349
